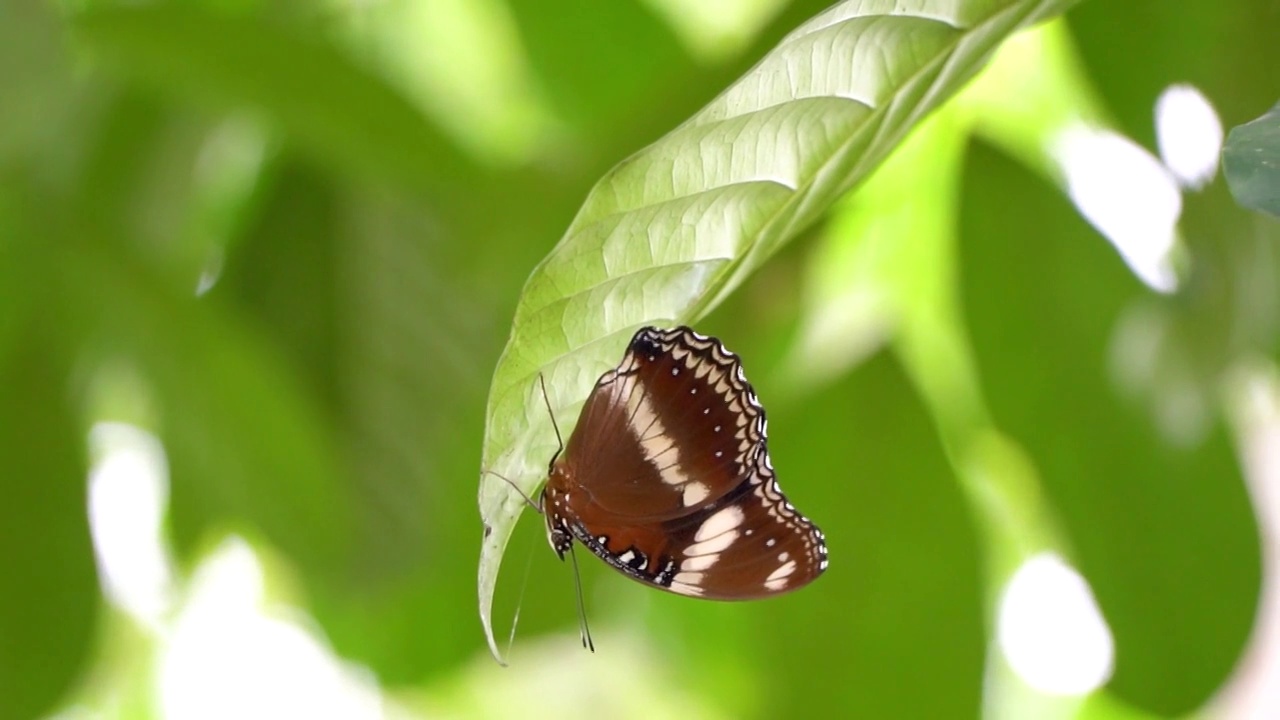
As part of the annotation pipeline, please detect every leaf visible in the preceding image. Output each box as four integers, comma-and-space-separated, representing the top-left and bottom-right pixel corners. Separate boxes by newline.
223, 161, 495, 679
759, 351, 984, 717
1066, 0, 1280, 147
477, 0, 1083, 661
0, 322, 99, 720
0, 0, 79, 168
0, 179, 32, 365
505, 0, 693, 135
55, 239, 356, 586
69, 4, 480, 201
220, 159, 344, 415
0, 175, 97, 720
1224, 101, 1280, 217
958, 142, 1261, 715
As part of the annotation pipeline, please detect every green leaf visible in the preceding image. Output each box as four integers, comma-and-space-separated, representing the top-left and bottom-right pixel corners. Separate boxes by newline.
1066, 0, 1280, 148
69, 4, 480, 200
505, 0, 693, 134
0, 179, 31, 365
57, 241, 356, 586
958, 142, 1261, 715
760, 351, 984, 717
220, 159, 344, 414
222, 162, 501, 679
1224, 101, 1280, 216
477, 0, 1082, 661
0, 0, 80, 168
0, 323, 99, 720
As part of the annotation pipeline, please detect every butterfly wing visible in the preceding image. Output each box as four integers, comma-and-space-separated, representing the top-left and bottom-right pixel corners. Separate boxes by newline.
548, 326, 827, 598
561, 461, 828, 599
559, 327, 770, 520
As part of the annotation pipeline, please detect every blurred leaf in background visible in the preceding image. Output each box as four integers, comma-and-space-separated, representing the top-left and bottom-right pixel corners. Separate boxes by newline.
2, 0, 1279, 719
0, 322, 97, 720
1224, 102, 1280, 218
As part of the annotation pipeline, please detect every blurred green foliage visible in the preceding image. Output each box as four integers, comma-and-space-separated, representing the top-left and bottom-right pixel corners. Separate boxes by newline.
2, 1, 1278, 719
1224, 102, 1280, 218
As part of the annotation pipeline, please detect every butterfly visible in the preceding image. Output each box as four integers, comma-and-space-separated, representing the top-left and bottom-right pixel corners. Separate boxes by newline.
538, 326, 828, 600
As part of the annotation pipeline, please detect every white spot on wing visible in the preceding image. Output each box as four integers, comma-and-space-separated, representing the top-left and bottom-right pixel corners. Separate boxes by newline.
685, 529, 739, 557
764, 560, 797, 590
669, 581, 706, 596
681, 554, 719, 571
625, 388, 693, 488
685, 506, 743, 556
673, 570, 704, 585
682, 482, 710, 506
694, 506, 744, 542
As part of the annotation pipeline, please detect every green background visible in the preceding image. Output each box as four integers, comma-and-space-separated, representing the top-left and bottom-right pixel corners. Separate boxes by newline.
2, 1, 1277, 718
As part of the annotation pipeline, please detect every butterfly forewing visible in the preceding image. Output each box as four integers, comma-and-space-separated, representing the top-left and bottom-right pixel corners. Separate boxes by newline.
557, 327, 768, 519
543, 326, 827, 600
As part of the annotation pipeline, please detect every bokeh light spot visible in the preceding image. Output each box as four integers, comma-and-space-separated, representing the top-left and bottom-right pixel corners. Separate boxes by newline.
87, 422, 175, 629
1054, 125, 1182, 293
997, 553, 1114, 696
1155, 84, 1223, 190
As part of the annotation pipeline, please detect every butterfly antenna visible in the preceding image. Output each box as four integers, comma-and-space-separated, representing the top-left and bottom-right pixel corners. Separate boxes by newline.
537, 373, 565, 470
568, 544, 595, 652
480, 469, 541, 513
504, 532, 539, 659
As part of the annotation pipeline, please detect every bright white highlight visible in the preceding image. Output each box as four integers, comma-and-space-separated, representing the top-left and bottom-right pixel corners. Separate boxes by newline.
159, 539, 383, 720
1054, 125, 1182, 293
1155, 84, 1223, 190
87, 423, 175, 628
997, 553, 1115, 696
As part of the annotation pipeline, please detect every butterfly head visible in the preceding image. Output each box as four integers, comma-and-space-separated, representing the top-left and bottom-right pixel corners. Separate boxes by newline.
541, 484, 573, 560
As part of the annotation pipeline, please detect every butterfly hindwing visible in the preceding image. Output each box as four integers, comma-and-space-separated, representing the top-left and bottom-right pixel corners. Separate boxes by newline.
565, 468, 827, 599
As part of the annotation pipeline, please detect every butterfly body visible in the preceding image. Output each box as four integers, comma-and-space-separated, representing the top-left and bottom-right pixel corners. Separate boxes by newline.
540, 326, 827, 599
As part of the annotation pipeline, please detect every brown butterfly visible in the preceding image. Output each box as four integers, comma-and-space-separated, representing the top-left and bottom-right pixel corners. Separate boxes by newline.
539, 326, 828, 601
